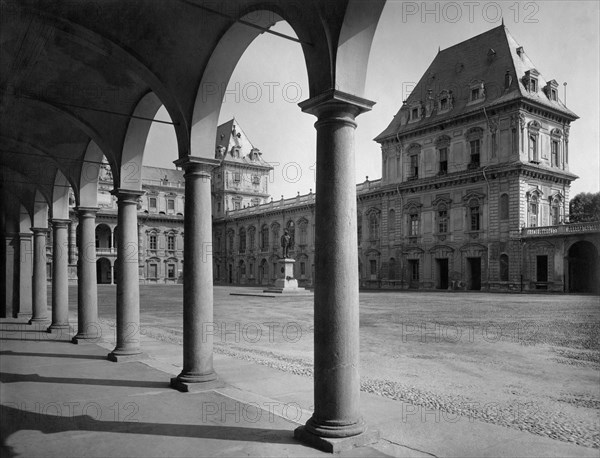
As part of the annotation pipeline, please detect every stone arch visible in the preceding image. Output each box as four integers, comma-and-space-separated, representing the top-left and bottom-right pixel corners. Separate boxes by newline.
51, 170, 71, 220
119, 92, 164, 190
78, 140, 105, 208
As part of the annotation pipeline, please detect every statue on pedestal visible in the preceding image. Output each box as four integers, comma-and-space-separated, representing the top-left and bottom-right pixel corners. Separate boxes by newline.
281, 229, 292, 258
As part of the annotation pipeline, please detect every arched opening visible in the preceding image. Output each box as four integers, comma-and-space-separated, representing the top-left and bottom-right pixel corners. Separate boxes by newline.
258, 258, 268, 285
568, 241, 599, 293
95, 224, 112, 253
96, 258, 112, 284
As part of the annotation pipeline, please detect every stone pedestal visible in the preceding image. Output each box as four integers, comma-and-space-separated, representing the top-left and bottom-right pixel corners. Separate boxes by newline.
273, 258, 298, 290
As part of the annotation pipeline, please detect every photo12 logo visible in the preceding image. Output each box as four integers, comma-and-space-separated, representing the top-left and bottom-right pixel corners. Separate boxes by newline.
401, 2, 540, 24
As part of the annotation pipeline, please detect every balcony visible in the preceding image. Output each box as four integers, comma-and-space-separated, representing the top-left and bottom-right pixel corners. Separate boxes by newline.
519, 222, 600, 238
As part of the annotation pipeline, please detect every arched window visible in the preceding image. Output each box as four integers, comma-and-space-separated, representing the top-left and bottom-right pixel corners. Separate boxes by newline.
228, 230, 234, 252
499, 254, 509, 281
286, 220, 295, 248
369, 211, 379, 240
551, 196, 561, 225
271, 223, 280, 250
248, 226, 256, 250
469, 198, 481, 231
298, 219, 308, 246
239, 227, 246, 253
260, 225, 269, 251
499, 194, 509, 220
388, 209, 395, 235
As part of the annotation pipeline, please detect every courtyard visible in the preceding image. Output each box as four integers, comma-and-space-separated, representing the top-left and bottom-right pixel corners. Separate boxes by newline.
75, 286, 599, 449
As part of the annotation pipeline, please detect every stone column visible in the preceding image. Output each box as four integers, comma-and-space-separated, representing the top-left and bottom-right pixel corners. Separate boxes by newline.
29, 228, 50, 324
18, 232, 33, 319
69, 221, 77, 264
72, 207, 99, 344
47, 219, 71, 334
108, 189, 144, 361
138, 224, 145, 282
3, 233, 18, 318
171, 157, 221, 391
294, 90, 376, 449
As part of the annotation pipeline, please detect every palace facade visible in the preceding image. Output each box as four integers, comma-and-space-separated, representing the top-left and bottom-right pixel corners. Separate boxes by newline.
60, 26, 598, 292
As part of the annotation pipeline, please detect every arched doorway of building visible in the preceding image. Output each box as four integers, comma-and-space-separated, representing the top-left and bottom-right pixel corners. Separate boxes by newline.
568, 241, 599, 293
97, 258, 112, 284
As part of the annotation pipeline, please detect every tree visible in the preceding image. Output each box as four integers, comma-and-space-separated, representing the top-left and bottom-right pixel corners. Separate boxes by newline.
569, 192, 600, 223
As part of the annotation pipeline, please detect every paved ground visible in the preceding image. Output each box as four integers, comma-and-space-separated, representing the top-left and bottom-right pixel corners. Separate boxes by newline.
1, 286, 598, 457
91, 285, 600, 448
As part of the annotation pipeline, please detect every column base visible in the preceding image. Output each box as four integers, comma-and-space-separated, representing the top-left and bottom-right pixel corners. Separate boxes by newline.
46, 324, 71, 336
170, 374, 224, 393
107, 349, 146, 362
294, 424, 379, 453
28, 317, 49, 325
71, 334, 100, 344
17, 312, 32, 320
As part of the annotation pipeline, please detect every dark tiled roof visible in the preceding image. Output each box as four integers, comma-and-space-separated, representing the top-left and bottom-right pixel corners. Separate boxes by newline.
141, 166, 183, 183
375, 26, 577, 142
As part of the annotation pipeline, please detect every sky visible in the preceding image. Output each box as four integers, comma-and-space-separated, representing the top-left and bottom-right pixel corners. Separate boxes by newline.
145, 0, 600, 200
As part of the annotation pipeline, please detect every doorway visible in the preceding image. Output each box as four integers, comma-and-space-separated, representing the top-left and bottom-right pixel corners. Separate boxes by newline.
437, 258, 449, 289
467, 257, 481, 290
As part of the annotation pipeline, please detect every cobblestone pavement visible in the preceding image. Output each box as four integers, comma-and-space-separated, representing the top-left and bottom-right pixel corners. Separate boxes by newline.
75, 286, 600, 449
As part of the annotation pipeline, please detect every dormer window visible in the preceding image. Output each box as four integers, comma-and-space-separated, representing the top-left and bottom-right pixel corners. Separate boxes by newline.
440, 97, 448, 111
467, 81, 485, 104
411, 107, 419, 120
524, 69, 540, 93
544, 80, 559, 101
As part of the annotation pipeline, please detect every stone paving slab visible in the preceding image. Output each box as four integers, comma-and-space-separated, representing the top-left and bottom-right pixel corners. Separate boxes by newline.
2, 317, 598, 458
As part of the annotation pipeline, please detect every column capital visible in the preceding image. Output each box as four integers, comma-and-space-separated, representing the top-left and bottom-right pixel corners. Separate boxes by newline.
299, 89, 375, 119
75, 206, 99, 218
31, 227, 51, 234
174, 156, 221, 177
50, 218, 71, 228
111, 188, 145, 204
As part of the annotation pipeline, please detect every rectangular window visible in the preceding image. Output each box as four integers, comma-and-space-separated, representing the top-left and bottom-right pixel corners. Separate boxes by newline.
411, 108, 419, 120
149, 264, 158, 278
551, 140, 559, 167
469, 140, 480, 165
438, 209, 448, 233
233, 172, 241, 182
149, 234, 157, 250
369, 259, 377, 276
149, 197, 157, 210
439, 147, 448, 174
167, 264, 176, 279
410, 154, 418, 178
550, 89, 557, 101
440, 98, 448, 111
167, 235, 175, 251
409, 260, 419, 280
530, 78, 537, 92
300, 262, 306, 275
471, 88, 479, 101
167, 199, 175, 211
217, 202, 221, 213
410, 214, 419, 236
234, 201, 241, 210
529, 135, 538, 162
470, 205, 480, 231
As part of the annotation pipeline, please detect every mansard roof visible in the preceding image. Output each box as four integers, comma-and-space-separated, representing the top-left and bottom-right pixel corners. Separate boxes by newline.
375, 25, 578, 142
